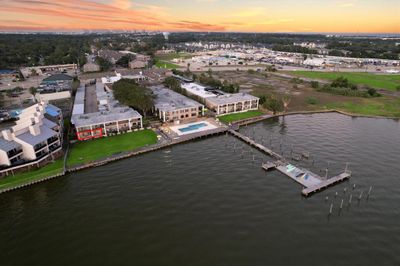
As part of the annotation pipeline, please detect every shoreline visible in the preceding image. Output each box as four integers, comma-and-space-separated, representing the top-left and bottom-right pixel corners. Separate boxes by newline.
0, 109, 398, 195
231, 109, 399, 127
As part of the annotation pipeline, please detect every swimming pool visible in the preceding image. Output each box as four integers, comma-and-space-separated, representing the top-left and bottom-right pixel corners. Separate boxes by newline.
178, 123, 208, 133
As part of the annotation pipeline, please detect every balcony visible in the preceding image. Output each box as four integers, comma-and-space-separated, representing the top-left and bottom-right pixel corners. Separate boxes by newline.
34, 142, 47, 151
49, 144, 61, 152
7, 149, 23, 158
47, 136, 60, 146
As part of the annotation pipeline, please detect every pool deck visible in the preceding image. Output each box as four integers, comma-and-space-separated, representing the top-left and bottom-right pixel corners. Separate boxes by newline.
169, 121, 218, 136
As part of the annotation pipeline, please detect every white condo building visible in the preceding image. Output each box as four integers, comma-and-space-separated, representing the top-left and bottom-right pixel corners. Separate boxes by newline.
0, 103, 62, 168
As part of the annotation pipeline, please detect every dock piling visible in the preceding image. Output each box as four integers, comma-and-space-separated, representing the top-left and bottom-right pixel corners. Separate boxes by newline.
349, 194, 352, 204
340, 199, 344, 209
329, 203, 333, 215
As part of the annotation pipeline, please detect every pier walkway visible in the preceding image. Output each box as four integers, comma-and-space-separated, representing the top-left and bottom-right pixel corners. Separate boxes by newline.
229, 129, 351, 196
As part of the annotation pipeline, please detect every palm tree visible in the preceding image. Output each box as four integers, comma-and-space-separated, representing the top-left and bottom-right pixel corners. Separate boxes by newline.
282, 94, 291, 113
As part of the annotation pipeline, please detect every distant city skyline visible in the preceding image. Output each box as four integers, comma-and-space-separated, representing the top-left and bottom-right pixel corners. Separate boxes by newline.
0, 0, 399, 33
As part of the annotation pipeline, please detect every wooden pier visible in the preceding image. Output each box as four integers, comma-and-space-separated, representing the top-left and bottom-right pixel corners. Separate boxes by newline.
230, 129, 351, 197
228, 129, 283, 160
301, 172, 351, 197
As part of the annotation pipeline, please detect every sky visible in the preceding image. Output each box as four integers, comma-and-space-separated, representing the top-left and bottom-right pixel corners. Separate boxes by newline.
0, 0, 399, 33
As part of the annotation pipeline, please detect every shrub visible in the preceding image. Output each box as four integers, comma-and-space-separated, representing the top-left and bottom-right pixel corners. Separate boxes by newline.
310, 81, 319, 89
306, 97, 318, 105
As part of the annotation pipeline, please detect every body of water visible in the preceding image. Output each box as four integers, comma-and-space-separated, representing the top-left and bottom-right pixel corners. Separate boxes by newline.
1, 113, 399, 265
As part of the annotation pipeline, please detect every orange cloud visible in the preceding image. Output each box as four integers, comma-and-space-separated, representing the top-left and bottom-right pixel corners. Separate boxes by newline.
0, 0, 224, 31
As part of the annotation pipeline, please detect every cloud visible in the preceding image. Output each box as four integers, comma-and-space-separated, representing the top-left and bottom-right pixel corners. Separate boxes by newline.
0, 0, 224, 31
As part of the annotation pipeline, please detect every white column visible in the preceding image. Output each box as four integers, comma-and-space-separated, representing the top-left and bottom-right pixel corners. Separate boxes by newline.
140, 118, 143, 128
103, 123, 107, 136
163, 111, 166, 122
201, 106, 204, 116
234, 102, 237, 113
116, 121, 120, 133
128, 120, 132, 130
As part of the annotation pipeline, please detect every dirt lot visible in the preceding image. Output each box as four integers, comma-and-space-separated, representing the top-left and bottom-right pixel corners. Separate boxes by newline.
213, 70, 366, 112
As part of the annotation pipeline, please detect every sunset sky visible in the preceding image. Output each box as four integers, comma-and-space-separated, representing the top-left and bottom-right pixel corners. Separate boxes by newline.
0, 0, 399, 33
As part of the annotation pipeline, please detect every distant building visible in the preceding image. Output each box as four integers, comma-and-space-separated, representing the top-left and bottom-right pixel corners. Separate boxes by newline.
100, 72, 147, 89
83, 62, 100, 73
206, 93, 259, 115
0, 69, 18, 78
20, 64, 77, 78
0, 102, 63, 168
98, 49, 124, 64
129, 60, 148, 69
181, 83, 259, 115
151, 86, 204, 123
71, 83, 143, 141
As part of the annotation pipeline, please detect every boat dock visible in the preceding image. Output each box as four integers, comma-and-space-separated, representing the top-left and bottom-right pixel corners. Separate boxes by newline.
301, 172, 351, 196
228, 129, 283, 160
230, 129, 351, 196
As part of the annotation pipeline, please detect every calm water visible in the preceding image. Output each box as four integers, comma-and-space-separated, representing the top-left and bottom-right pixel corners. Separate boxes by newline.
1, 113, 400, 266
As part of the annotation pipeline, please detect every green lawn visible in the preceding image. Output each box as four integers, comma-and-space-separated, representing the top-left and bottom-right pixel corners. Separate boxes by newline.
67, 130, 158, 167
322, 98, 400, 117
291, 71, 400, 91
155, 60, 180, 69
218, 110, 264, 123
0, 159, 64, 192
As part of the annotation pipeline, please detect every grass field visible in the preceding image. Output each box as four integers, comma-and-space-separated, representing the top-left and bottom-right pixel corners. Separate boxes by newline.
290, 71, 400, 91
154, 60, 181, 69
321, 97, 400, 117
218, 110, 264, 123
0, 159, 64, 192
67, 130, 158, 167
155, 52, 192, 61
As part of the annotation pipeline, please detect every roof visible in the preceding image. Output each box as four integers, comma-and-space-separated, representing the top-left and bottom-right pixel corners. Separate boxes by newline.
43, 118, 58, 129
181, 83, 217, 99
45, 104, 61, 117
42, 74, 73, 82
206, 93, 259, 105
151, 86, 203, 112
72, 108, 142, 128
72, 85, 85, 116
17, 126, 58, 146
0, 69, 17, 75
0, 138, 21, 152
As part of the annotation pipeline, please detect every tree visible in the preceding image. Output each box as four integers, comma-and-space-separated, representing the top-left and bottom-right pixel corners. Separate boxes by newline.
207, 68, 213, 77
263, 95, 283, 114
96, 57, 112, 71
331, 76, 350, 88
164, 77, 183, 94
396, 85, 400, 91
29, 87, 37, 102
112, 79, 154, 117
259, 95, 267, 105
116, 54, 135, 68
265, 65, 277, 72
